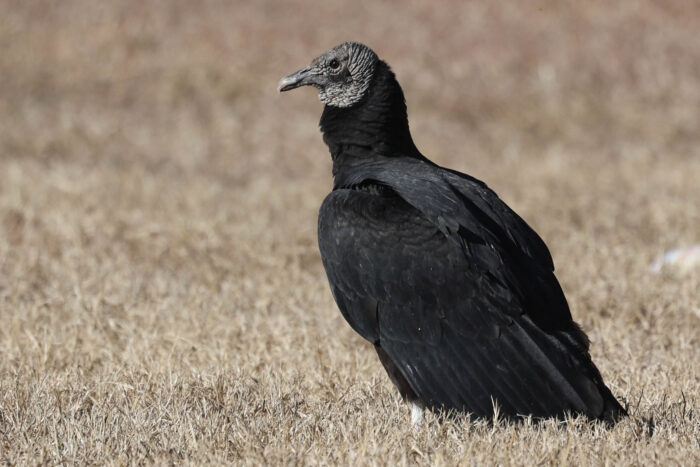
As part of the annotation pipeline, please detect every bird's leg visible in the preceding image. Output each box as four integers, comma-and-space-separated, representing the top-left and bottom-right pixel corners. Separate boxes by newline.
410, 400, 425, 427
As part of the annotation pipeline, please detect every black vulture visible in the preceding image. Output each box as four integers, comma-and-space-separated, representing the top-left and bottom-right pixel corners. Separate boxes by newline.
278, 42, 626, 424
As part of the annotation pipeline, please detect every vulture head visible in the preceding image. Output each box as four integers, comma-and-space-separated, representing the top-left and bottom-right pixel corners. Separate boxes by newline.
278, 42, 378, 108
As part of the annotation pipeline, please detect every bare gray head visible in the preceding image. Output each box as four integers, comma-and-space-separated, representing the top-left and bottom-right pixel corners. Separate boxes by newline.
278, 42, 379, 108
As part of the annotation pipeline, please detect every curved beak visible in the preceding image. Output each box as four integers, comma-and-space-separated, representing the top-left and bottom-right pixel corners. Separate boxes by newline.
277, 66, 315, 92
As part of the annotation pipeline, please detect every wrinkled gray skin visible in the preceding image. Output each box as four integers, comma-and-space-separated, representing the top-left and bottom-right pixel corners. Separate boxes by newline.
278, 42, 378, 108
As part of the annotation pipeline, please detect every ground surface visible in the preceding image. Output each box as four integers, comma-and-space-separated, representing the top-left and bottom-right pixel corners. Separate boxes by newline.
0, 1, 698, 464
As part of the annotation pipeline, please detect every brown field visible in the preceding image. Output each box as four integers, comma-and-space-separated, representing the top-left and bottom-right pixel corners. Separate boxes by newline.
1, 0, 699, 464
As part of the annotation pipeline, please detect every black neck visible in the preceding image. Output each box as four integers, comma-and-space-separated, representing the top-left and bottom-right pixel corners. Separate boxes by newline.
319, 61, 424, 180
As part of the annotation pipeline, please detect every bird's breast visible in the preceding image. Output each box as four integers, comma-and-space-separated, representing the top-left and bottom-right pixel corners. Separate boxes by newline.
317, 188, 462, 298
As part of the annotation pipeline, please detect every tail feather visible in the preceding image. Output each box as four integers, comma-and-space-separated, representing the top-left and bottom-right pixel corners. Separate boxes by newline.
599, 383, 627, 424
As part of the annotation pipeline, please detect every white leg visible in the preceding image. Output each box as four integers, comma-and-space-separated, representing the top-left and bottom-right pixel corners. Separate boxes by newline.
410, 401, 424, 427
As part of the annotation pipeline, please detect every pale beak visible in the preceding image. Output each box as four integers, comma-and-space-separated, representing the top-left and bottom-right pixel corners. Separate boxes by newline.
277, 66, 315, 92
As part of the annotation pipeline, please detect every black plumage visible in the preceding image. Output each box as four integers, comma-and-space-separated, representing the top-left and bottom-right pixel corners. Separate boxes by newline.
279, 42, 626, 423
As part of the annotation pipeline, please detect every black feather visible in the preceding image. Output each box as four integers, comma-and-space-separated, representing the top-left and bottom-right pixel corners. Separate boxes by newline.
308, 47, 626, 423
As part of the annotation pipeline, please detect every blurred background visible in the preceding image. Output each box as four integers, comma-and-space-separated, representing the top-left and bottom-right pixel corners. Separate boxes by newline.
0, 1, 698, 463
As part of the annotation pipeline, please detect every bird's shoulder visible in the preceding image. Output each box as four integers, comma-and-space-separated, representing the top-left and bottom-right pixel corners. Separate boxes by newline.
332, 157, 554, 270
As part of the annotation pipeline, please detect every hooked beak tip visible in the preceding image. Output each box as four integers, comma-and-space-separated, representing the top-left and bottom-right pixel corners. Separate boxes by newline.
277, 76, 297, 93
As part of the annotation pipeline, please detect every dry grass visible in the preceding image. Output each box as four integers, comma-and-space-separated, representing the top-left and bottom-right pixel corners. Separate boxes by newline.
0, 0, 699, 464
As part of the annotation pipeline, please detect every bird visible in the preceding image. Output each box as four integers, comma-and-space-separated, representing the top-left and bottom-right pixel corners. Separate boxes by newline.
278, 42, 626, 425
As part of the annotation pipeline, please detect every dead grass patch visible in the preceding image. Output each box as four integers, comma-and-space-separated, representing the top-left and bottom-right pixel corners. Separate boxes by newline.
0, 1, 698, 464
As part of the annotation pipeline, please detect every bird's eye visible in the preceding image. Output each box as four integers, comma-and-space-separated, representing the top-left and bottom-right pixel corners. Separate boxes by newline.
329, 59, 340, 70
